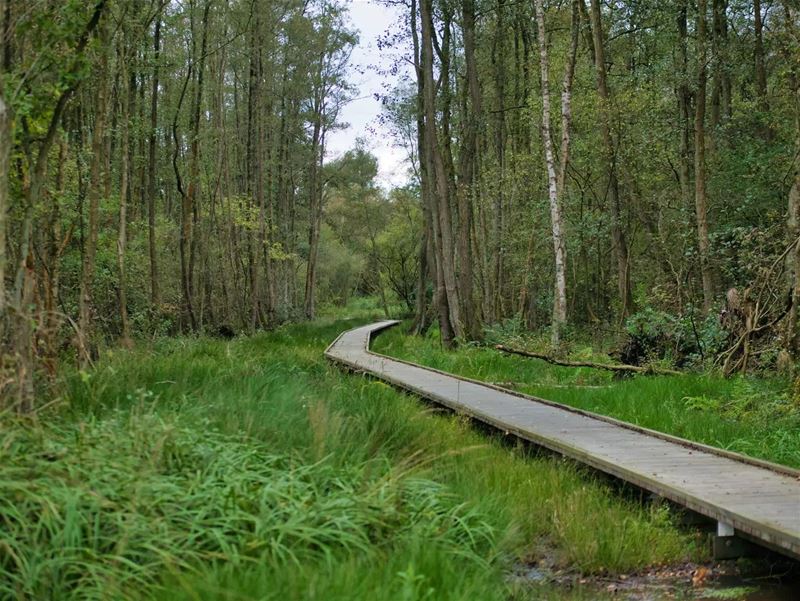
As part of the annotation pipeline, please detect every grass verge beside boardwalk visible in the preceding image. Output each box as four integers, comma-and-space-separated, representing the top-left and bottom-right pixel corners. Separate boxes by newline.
1, 317, 698, 600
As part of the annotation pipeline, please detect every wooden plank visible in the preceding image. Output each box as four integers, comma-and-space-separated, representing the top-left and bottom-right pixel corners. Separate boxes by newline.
325, 322, 800, 560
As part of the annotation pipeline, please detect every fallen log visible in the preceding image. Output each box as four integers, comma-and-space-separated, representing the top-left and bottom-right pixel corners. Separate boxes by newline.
490, 381, 611, 390
494, 345, 684, 376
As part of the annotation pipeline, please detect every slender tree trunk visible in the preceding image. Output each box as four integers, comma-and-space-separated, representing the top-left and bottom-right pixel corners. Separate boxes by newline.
117, 42, 132, 345
677, 0, 692, 211
173, 63, 193, 327
0, 39, 7, 322
410, 0, 432, 335
412, 220, 432, 333
263, 107, 276, 328
711, 1, 719, 128
147, 11, 162, 309
695, 0, 715, 313
420, 0, 460, 344
458, 0, 480, 339
436, 11, 463, 338
754, 0, 768, 101
304, 112, 322, 321
754, 0, 771, 141
275, 63, 292, 323
417, 0, 451, 343
783, 2, 800, 352
0, 0, 7, 329
588, 0, 634, 319
710, 0, 731, 128
787, 178, 800, 352
180, 0, 210, 331
557, 0, 580, 199
248, 4, 263, 330
42, 140, 67, 368
533, 0, 568, 347
79, 23, 111, 362
487, 0, 507, 324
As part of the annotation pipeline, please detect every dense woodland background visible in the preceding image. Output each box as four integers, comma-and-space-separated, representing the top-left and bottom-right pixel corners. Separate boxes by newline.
1, 0, 800, 409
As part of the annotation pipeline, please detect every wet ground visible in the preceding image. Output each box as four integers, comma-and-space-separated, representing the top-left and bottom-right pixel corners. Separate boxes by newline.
510, 553, 799, 600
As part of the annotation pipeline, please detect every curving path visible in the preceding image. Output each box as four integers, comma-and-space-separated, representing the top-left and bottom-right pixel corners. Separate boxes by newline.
325, 321, 800, 560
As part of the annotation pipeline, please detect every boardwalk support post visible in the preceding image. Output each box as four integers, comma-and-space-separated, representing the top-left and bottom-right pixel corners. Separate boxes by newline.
717, 521, 734, 537
713, 521, 761, 560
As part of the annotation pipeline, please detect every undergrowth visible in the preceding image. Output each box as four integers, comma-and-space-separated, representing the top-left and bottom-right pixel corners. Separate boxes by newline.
1, 316, 699, 600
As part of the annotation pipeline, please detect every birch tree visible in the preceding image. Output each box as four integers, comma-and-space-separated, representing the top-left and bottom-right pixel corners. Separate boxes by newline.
533, 0, 577, 348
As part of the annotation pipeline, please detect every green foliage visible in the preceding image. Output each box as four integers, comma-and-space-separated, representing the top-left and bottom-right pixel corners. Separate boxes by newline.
683, 377, 800, 425
1, 316, 697, 599
624, 307, 728, 368
373, 188, 423, 311
1, 415, 493, 599
483, 315, 526, 346
713, 224, 786, 290
316, 225, 366, 308
325, 172, 423, 312
7, 0, 101, 122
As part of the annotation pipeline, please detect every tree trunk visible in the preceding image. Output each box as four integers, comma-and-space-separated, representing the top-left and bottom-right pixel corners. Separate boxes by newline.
533, 0, 568, 348
0, 0, 6, 309
788, 180, 800, 352
304, 113, 323, 321
248, 3, 263, 330
79, 23, 110, 362
753, 0, 771, 143
0, 0, 6, 328
557, 0, 580, 200
783, 2, 800, 352
0, 57, 7, 324
458, 0, 480, 339
495, 344, 683, 375
410, 0, 432, 336
147, 11, 161, 309
677, 0, 692, 212
117, 40, 132, 345
710, 0, 731, 128
695, 0, 715, 313
420, 0, 460, 345
46, 140, 68, 357
180, 0, 211, 331
275, 61, 292, 323
488, 0, 507, 324
437, 10, 464, 338
754, 0, 768, 103
588, 0, 634, 319
173, 63, 192, 327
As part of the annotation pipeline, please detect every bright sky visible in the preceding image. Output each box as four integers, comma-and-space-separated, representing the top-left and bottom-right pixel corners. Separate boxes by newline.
326, 0, 412, 189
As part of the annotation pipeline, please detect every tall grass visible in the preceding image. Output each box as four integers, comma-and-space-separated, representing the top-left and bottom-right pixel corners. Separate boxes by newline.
1, 316, 699, 600
1, 412, 497, 599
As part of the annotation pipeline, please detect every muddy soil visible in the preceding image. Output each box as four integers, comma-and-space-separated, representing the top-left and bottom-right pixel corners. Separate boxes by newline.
510, 551, 799, 600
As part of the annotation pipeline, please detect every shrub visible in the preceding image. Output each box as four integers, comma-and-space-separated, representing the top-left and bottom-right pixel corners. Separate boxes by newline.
622, 307, 728, 368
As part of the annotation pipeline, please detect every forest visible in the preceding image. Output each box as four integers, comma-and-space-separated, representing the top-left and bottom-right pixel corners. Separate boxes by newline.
3, 0, 800, 404
2, 0, 800, 599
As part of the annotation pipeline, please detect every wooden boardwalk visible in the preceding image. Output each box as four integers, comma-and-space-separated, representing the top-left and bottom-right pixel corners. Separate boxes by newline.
325, 321, 800, 560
